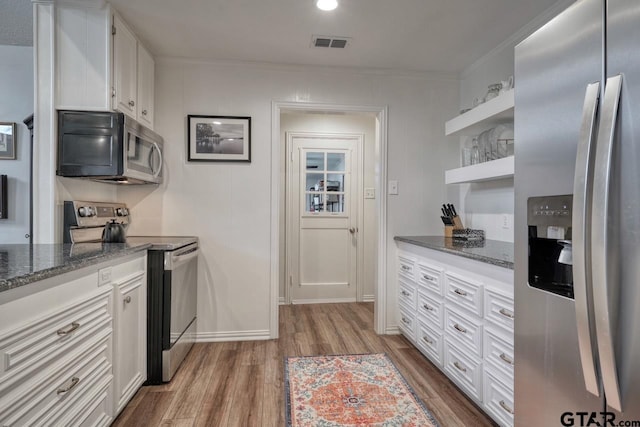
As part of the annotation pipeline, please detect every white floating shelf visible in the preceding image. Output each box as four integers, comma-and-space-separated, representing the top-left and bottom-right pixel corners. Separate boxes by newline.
445, 89, 515, 136
445, 156, 514, 184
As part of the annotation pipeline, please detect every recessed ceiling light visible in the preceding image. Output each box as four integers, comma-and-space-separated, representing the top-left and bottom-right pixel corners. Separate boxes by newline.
316, 0, 338, 11
213, 121, 222, 125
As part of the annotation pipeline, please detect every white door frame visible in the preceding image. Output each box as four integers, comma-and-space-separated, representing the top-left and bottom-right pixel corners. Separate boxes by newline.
285, 132, 364, 305
270, 101, 388, 338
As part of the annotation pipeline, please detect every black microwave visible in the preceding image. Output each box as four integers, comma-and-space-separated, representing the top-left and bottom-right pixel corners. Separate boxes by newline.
57, 111, 163, 184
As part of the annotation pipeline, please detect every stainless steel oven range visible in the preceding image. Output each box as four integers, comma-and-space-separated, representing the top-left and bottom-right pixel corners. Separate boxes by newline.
63, 200, 198, 384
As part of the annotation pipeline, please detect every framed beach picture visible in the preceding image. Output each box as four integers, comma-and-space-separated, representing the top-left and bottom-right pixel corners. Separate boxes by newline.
187, 115, 251, 162
0, 122, 16, 160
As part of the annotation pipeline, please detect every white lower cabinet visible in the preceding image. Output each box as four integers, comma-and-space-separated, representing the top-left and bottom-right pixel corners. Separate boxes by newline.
0, 251, 147, 426
397, 244, 514, 426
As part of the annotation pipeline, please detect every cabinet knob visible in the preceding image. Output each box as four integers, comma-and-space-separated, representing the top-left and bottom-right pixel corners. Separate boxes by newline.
128, 100, 135, 107
124, 295, 132, 304
142, 109, 148, 115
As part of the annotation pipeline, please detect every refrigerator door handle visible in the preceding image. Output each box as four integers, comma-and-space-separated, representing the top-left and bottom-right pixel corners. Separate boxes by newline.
591, 74, 623, 412
572, 82, 601, 397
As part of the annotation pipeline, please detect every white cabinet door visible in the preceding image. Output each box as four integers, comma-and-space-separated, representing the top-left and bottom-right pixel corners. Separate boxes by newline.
112, 13, 138, 119
137, 43, 155, 129
113, 271, 147, 414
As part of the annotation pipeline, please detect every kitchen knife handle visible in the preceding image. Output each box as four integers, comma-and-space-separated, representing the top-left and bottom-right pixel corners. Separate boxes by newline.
572, 81, 601, 398
591, 74, 623, 411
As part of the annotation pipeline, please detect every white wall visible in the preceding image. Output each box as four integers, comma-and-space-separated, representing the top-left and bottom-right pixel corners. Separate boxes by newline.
280, 112, 377, 302
132, 58, 459, 338
0, 45, 33, 243
452, 0, 573, 242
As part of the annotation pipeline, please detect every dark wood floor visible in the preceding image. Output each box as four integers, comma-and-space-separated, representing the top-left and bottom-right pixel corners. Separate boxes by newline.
113, 303, 494, 426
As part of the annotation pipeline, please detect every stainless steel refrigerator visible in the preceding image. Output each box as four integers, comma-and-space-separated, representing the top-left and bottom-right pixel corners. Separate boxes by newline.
514, 0, 640, 425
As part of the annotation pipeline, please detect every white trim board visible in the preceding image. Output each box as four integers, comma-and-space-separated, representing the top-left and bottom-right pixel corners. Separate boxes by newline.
362, 295, 375, 303
196, 330, 271, 343
291, 298, 357, 305
271, 101, 389, 339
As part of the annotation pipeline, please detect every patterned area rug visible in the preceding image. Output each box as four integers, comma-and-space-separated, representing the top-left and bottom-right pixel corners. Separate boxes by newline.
285, 353, 440, 427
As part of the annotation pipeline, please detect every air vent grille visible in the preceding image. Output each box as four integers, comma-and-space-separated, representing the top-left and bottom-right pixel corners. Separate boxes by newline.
311, 35, 351, 49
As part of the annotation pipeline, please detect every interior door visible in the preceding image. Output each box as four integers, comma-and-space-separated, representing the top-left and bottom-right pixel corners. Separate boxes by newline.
287, 134, 360, 304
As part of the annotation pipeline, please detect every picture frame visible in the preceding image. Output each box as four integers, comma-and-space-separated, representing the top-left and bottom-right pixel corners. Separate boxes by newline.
187, 115, 251, 162
0, 122, 16, 160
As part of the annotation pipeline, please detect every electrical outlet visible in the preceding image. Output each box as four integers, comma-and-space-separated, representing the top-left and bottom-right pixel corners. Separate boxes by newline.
501, 214, 511, 229
388, 181, 399, 195
98, 267, 112, 286
364, 188, 375, 199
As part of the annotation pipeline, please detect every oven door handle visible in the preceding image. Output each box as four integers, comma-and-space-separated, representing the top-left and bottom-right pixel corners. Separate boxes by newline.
165, 244, 199, 270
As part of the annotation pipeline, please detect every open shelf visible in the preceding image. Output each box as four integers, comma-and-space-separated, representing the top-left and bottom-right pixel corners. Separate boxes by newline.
445, 156, 514, 184
445, 89, 514, 137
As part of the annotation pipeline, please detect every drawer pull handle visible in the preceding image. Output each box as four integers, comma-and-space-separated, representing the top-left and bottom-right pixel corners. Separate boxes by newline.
422, 336, 433, 345
422, 304, 433, 312
401, 290, 411, 297
128, 100, 135, 107
124, 295, 132, 304
499, 400, 515, 415
454, 288, 468, 297
57, 377, 80, 395
453, 361, 467, 372
57, 322, 80, 336
422, 274, 435, 282
402, 317, 410, 325
401, 265, 411, 271
499, 353, 514, 365
453, 323, 467, 334
499, 308, 514, 319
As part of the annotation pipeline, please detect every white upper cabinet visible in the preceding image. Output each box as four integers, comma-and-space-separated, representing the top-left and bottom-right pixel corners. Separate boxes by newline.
55, 3, 155, 129
136, 43, 155, 129
112, 13, 138, 119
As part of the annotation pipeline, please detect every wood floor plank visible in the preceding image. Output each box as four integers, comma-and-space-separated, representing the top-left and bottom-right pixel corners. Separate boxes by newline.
116, 303, 495, 427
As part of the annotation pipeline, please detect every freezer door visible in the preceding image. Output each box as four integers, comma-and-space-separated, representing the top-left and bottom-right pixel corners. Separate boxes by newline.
514, 0, 605, 425
602, 0, 640, 419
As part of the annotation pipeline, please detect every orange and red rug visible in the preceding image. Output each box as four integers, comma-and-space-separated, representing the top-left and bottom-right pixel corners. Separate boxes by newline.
285, 353, 440, 427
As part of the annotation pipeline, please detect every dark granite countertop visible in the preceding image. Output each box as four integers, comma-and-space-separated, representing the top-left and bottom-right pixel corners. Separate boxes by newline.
394, 235, 514, 269
0, 243, 151, 293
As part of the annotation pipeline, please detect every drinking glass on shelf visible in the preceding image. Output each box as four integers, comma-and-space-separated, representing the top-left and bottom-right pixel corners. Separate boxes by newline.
471, 137, 480, 165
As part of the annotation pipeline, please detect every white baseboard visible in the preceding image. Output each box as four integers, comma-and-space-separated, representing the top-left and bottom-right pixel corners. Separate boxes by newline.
385, 326, 400, 335
362, 294, 375, 302
195, 329, 271, 343
279, 297, 286, 305
292, 297, 357, 305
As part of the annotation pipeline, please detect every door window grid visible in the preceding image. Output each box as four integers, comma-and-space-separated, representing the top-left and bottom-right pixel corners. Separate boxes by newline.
304, 151, 346, 214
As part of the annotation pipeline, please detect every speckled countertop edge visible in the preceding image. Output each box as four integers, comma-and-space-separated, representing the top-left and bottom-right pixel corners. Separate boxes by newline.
0, 243, 152, 293
394, 236, 514, 270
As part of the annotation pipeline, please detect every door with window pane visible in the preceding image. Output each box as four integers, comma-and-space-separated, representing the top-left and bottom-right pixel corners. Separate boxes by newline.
287, 134, 360, 304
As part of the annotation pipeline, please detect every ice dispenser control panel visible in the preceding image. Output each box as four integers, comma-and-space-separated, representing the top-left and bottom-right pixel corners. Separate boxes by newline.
528, 195, 574, 298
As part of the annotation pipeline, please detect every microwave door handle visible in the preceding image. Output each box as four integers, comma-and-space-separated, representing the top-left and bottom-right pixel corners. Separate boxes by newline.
591, 74, 623, 412
572, 82, 601, 397
151, 142, 163, 178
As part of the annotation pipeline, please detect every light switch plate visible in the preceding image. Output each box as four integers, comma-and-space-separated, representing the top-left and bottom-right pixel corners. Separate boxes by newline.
98, 267, 112, 286
388, 181, 399, 195
364, 188, 375, 199
501, 214, 511, 229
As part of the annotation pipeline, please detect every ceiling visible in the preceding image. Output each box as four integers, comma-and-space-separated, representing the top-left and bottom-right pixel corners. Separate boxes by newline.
109, 0, 562, 74
0, 0, 33, 46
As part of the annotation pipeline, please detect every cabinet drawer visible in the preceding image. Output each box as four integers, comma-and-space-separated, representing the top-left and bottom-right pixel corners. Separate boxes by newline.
397, 254, 416, 282
0, 334, 112, 426
110, 253, 146, 283
417, 290, 443, 329
484, 328, 514, 383
445, 272, 484, 317
416, 262, 444, 296
483, 369, 515, 427
485, 289, 514, 332
398, 280, 417, 311
0, 287, 112, 392
416, 319, 443, 367
444, 308, 483, 358
398, 305, 416, 340
444, 340, 483, 401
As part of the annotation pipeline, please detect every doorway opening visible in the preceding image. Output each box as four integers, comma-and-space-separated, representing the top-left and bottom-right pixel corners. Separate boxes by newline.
270, 102, 388, 337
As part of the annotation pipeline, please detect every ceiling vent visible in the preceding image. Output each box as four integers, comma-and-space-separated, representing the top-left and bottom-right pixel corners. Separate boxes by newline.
311, 35, 351, 49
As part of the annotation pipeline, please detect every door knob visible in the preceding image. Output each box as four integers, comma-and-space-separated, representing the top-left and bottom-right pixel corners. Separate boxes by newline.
349, 227, 356, 234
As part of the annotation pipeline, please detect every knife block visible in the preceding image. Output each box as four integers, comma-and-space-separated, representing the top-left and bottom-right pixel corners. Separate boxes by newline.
444, 216, 465, 237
